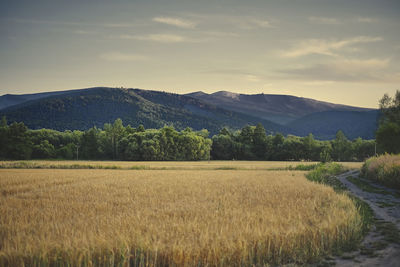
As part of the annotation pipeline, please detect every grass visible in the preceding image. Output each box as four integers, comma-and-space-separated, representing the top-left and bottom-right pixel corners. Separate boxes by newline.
0, 168, 363, 266
305, 162, 348, 192
374, 219, 400, 244
347, 176, 400, 198
0, 160, 363, 171
361, 154, 400, 190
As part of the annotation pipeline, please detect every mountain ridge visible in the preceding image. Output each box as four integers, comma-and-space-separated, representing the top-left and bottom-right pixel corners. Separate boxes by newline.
0, 87, 378, 139
0, 87, 288, 135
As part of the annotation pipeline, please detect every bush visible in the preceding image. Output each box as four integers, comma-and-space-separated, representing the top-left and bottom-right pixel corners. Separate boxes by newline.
306, 163, 347, 192
361, 154, 400, 189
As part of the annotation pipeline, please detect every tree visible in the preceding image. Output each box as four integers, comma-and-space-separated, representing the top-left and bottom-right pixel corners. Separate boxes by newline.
104, 118, 126, 159
320, 145, 332, 163
376, 122, 400, 154
253, 123, 267, 159
211, 134, 234, 160
6, 122, 32, 159
271, 133, 285, 160
376, 90, 400, 153
32, 140, 56, 159
302, 133, 316, 160
80, 127, 100, 159
331, 130, 349, 161
1, 116, 7, 128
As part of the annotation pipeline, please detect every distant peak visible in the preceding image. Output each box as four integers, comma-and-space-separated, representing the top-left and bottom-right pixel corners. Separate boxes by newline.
212, 91, 240, 99
185, 91, 208, 97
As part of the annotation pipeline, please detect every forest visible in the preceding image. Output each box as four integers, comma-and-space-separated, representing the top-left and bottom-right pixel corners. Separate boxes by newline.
0, 116, 376, 162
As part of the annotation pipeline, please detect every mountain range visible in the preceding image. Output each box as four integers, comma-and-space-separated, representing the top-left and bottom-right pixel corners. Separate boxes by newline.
0, 87, 378, 139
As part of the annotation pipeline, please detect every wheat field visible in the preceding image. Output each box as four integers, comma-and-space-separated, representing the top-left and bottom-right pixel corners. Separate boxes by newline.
0, 167, 362, 266
0, 160, 363, 170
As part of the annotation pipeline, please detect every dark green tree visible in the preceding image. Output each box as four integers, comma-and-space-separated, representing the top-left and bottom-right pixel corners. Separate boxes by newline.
376, 90, 400, 153
331, 130, 350, 161
6, 122, 32, 159
253, 123, 267, 159
81, 127, 100, 159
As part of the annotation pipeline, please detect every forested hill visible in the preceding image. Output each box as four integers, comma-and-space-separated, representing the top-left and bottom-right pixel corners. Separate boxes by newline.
0, 87, 287, 135
186, 91, 372, 124
0, 87, 378, 139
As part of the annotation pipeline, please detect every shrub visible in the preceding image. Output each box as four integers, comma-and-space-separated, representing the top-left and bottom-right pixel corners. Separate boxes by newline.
361, 154, 400, 189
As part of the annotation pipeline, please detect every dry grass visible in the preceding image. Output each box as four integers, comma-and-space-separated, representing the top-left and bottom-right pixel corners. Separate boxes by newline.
0, 160, 363, 170
361, 154, 400, 189
0, 168, 362, 266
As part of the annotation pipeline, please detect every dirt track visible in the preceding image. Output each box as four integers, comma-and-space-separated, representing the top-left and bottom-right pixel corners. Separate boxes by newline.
334, 170, 400, 266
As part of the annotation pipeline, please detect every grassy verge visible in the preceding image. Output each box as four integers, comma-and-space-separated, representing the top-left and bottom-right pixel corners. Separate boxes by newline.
361, 154, 400, 190
305, 163, 374, 253
347, 176, 400, 198
0, 161, 321, 171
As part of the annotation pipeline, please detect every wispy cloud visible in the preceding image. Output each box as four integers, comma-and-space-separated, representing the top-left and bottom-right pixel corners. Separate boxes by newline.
153, 16, 196, 29
280, 36, 383, 58
252, 19, 274, 28
355, 17, 378, 23
120, 33, 188, 43
184, 13, 276, 30
200, 68, 262, 82
5, 18, 140, 28
201, 31, 239, 38
244, 74, 261, 82
235, 18, 275, 29
99, 52, 148, 62
74, 30, 98, 35
308, 16, 341, 25
278, 58, 397, 82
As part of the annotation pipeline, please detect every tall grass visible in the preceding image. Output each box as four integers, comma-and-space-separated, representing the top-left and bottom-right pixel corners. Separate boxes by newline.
305, 162, 347, 192
0, 169, 362, 266
361, 154, 400, 189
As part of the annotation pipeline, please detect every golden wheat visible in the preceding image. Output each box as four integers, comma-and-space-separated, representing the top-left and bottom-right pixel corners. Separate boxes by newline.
0, 160, 363, 170
0, 168, 362, 266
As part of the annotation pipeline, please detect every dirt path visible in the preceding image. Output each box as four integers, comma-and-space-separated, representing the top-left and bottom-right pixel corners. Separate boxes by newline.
333, 170, 400, 266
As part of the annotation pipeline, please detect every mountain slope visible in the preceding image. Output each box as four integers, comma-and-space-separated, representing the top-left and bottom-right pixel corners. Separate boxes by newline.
0, 87, 287, 135
186, 91, 372, 124
288, 110, 379, 139
0, 89, 87, 110
0, 87, 378, 139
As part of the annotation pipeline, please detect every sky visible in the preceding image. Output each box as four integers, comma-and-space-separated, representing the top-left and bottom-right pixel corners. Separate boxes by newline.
0, 0, 399, 108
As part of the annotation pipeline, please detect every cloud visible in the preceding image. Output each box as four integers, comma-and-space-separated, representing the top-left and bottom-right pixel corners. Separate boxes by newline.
308, 16, 341, 25
184, 13, 275, 30
120, 34, 188, 43
201, 31, 239, 37
74, 30, 97, 35
5, 18, 139, 28
199, 68, 262, 82
278, 58, 397, 82
280, 36, 383, 58
244, 74, 261, 82
153, 16, 196, 29
235, 18, 275, 29
356, 17, 378, 23
252, 19, 274, 28
99, 52, 148, 62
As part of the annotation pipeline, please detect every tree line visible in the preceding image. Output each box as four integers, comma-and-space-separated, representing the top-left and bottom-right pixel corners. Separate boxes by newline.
0, 117, 212, 161
0, 116, 377, 162
211, 124, 375, 162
